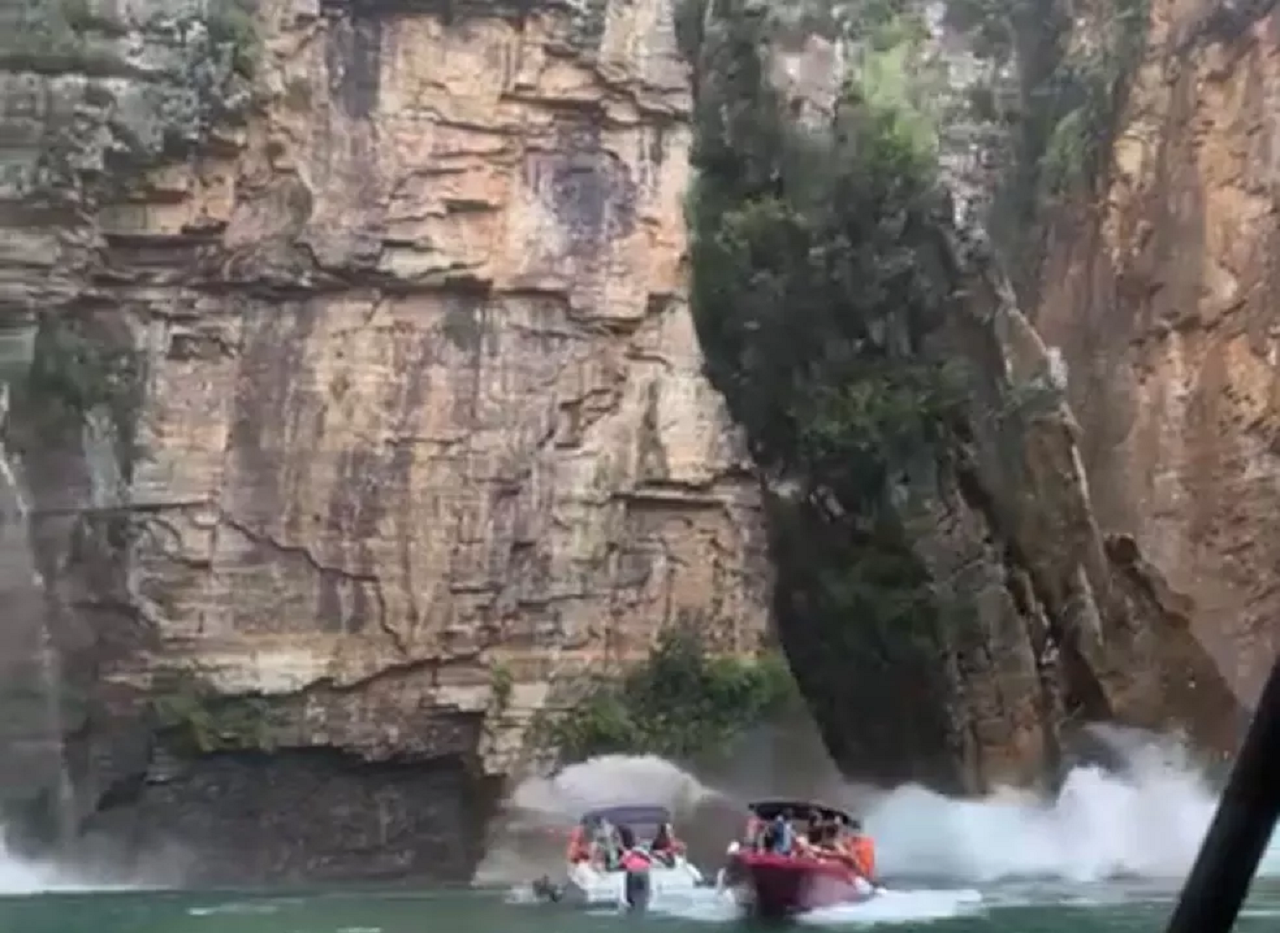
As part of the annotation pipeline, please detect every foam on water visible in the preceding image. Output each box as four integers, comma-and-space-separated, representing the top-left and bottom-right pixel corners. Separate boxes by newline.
798, 888, 986, 926
647, 885, 987, 926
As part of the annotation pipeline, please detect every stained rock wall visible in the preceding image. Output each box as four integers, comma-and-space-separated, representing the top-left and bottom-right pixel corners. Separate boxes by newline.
0, 0, 1261, 883
1034, 0, 1280, 710
0, 0, 770, 883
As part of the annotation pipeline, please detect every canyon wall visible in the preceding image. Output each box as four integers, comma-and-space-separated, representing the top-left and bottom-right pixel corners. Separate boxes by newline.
1033, 0, 1280, 709
0, 0, 1259, 884
696, 6, 1240, 795
0, 0, 770, 883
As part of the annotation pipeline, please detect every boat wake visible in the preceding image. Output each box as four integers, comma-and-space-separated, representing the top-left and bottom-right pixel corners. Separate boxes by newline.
644, 885, 986, 926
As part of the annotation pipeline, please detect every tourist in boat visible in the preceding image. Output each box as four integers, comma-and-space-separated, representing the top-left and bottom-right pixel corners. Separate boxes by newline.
650, 821, 685, 866
807, 808, 836, 847
618, 824, 653, 871
592, 817, 622, 870
766, 811, 797, 855
567, 822, 592, 864
846, 819, 877, 882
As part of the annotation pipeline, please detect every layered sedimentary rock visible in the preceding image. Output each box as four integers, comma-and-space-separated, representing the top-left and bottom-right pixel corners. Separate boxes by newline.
0, 0, 1257, 883
0, 0, 770, 883
1033, 0, 1280, 710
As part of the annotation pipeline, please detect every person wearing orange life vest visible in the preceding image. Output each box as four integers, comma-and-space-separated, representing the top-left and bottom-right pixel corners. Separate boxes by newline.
846, 819, 877, 882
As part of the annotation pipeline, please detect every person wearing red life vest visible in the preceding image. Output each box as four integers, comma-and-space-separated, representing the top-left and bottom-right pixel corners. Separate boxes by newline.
566, 823, 592, 864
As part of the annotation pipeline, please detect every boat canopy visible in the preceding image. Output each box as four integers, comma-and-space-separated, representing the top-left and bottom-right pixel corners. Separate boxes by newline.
580, 805, 672, 828
747, 799, 857, 825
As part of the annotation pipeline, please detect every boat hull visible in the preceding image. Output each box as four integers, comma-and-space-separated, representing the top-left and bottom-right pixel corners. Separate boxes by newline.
724, 851, 873, 919
563, 856, 705, 909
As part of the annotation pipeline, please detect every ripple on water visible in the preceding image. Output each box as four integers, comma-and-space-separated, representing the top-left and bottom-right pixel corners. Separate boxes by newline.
187, 901, 285, 916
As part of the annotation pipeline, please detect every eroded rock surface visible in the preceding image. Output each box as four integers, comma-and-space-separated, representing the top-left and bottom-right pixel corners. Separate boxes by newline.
1034, 0, 1280, 710
0, 0, 770, 883
0, 0, 1259, 882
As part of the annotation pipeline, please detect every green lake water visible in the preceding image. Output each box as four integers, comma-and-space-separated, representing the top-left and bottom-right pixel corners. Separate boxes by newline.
5, 880, 1280, 933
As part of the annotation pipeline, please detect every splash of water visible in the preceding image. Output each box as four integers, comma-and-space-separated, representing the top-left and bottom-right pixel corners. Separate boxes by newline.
0, 841, 85, 895
506, 753, 718, 819
489, 726, 1278, 896
868, 728, 1280, 884
475, 754, 725, 885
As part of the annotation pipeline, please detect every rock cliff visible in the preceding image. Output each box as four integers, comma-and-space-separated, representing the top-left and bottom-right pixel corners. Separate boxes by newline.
0, 0, 1260, 885
682, 0, 1240, 795
0, 0, 770, 883
1033, 0, 1280, 710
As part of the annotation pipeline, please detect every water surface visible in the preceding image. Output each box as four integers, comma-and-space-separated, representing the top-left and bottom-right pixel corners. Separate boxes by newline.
5, 880, 1280, 933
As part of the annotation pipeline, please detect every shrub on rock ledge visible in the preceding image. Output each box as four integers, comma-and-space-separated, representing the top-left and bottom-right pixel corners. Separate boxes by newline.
542, 627, 798, 765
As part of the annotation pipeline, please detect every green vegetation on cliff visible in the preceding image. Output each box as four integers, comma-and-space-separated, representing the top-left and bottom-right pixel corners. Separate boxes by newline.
943, 0, 1150, 294
207, 0, 260, 80
678, 0, 976, 785
150, 672, 279, 755
542, 627, 797, 764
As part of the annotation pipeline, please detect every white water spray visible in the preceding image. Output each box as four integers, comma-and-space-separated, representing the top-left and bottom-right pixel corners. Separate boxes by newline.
475, 754, 721, 886
507, 754, 718, 820
869, 730, 1280, 884
490, 728, 1278, 898
0, 842, 85, 896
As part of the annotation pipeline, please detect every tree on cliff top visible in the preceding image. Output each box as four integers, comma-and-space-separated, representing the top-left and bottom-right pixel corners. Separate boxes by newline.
685, 0, 962, 511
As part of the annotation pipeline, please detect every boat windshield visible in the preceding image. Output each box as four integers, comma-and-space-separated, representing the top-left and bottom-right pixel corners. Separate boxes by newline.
581, 805, 672, 846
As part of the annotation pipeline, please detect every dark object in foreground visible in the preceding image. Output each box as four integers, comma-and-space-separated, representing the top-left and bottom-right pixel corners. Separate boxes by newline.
1165, 657, 1280, 933
531, 876, 563, 903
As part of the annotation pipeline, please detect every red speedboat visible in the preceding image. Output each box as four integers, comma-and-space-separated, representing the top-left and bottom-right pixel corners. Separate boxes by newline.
720, 800, 875, 919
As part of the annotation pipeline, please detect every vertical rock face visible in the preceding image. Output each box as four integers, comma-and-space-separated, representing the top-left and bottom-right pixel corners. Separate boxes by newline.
753, 14, 1240, 794
1034, 0, 1280, 710
0, 0, 1258, 880
0, 0, 770, 883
